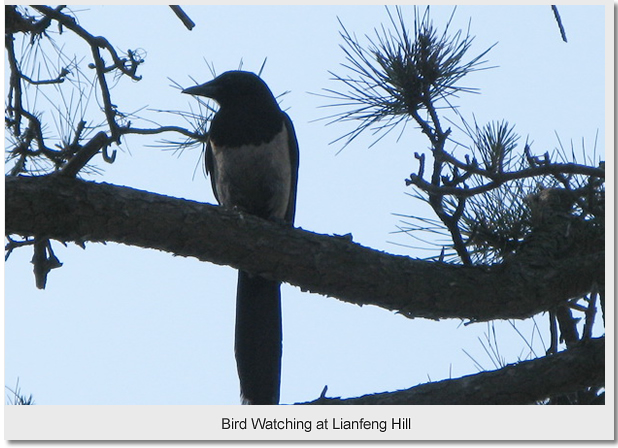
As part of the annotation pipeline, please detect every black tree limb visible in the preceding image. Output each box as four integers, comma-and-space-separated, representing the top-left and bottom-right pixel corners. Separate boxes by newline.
5, 175, 603, 322
300, 337, 604, 405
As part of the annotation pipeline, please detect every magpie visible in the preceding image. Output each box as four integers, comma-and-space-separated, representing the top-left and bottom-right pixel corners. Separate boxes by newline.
182, 71, 299, 405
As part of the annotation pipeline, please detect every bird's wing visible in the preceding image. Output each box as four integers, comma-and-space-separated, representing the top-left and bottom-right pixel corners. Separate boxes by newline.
283, 112, 299, 225
205, 139, 220, 204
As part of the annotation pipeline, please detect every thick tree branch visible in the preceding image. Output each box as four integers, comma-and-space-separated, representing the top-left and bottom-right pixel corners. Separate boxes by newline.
6, 175, 602, 322
300, 337, 604, 405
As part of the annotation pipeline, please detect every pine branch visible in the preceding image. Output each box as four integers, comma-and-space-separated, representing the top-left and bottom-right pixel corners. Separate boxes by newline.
300, 337, 604, 405
6, 175, 603, 322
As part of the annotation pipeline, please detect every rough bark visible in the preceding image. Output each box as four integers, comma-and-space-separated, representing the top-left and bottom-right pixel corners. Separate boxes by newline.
6, 175, 603, 321
300, 337, 605, 405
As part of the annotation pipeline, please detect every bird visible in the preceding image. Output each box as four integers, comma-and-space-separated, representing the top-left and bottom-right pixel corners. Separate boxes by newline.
182, 71, 299, 405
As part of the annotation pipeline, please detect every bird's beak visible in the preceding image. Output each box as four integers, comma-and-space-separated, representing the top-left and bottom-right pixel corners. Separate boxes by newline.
182, 81, 218, 98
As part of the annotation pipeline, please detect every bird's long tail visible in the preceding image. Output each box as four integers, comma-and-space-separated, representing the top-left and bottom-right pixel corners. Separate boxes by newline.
235, 270, 282, 405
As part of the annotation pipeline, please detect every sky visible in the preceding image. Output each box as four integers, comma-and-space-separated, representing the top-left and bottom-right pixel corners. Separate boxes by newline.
4, 3, 609, 417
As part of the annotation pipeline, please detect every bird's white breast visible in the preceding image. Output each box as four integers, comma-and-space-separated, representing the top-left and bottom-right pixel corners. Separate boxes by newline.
210, 124, 291, 220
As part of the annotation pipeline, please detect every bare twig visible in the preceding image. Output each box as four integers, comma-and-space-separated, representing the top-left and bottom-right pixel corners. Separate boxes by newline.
555, 304, 579, 349
551, 5, 568, 43
31, 237, 63, 290
61, 131, 111, 177
20, 69, 69, 85
406, 161, 604, 198
30, 6, 143, 81
5, 236, 35, 261
169, 6, 195, 30
118, 125, 205, 140
583, 286, 598, 340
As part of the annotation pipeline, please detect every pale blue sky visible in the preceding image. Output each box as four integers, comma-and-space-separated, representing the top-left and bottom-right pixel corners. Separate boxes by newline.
5, 4, 607, 408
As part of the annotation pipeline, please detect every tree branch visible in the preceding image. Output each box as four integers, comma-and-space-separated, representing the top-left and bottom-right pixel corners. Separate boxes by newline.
5, 176, 602, 322
300, 337, 604, 405
30, 6, 143, 81
169, 6, 195, 31
60, 131, 111, 177
406, 161, 605, 198
30, 5, 145, 149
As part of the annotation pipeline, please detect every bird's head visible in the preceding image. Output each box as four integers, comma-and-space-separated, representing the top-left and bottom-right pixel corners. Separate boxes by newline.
182, 70, 278, 111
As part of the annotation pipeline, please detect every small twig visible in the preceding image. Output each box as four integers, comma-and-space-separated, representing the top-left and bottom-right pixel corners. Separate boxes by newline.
61, 131, 111, 177
5, 31, 24, 136
118, 124, 205, 140
69, 120, 87, 150
7, 153, 28, 176
5, 5, 60, 35
551, 5, 568, 43
547, 310, 558, 355
20, 69, 68, 85
5, 236, 35, 261
90, 44, 120, 142
31, 6, 142, 81
31, 238, 63, 290
19, 110, 65, 164
567, 301, 588, 313
169, 6, 195, 30
319, 385, 328, 399
413, 152, 425, 178
582, 287, 598, 340
406, 162, 605, 198
555, 304, 579, 349
5, 378, 35, 405
29, 5, 144, 146
102, 145, 117, 163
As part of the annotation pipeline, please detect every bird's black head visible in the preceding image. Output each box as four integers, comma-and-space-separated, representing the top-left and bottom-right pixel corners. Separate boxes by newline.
182, 70, 278, 111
